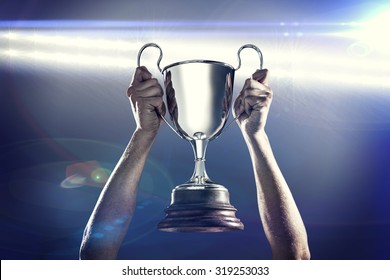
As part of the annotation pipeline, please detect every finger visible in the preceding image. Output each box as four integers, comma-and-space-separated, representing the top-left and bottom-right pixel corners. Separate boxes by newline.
242, 74, 272, 97
242, 79, 270, 96
137, 96, 165, 114
135, 85, 163, 98
128, 77, 163, 98
132, 66, 152, 84
233, 95, 245, 118
133, 78, 162, 93
242, 78, 264, 92
244, 97, 253, 116
242, 88, 270, 101
166, 85, 175, 101
164, 70, 172, 86
158, 101, 166, 117
242, 77, 253, 89
245, 95, 267, 111
252, 69, 269, 85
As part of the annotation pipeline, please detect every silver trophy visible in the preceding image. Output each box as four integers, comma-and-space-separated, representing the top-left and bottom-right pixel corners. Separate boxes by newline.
137, 43, 263, 232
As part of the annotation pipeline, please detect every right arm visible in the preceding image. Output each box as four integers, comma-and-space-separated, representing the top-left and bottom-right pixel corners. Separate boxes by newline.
234, 69, 310, 259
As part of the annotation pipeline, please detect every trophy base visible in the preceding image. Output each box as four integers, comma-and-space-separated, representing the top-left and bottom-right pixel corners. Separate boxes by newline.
158, 183, 244, 232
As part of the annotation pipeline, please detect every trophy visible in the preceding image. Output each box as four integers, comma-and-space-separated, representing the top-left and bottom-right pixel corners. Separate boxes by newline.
137, 43, 263, 232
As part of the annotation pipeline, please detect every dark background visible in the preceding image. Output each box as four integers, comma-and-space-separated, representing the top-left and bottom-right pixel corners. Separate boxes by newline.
1, 0, 390, 259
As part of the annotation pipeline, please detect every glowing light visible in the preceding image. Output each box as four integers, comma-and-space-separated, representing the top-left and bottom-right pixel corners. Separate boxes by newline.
61, 174, 87, 189
2, 44, 389, 88
91, 168, 111, 184
337, 9, 390, 54
2, 48, 128, 68
358, 9, 390, 52
1, 19, 390, 89
5, 32, 137, 52
61, 161, 112, 188
4, 31, 18, 39
4, 49, 19, 57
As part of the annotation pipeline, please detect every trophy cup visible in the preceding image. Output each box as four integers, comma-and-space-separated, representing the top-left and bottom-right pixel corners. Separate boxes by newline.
137, 43, 263, 232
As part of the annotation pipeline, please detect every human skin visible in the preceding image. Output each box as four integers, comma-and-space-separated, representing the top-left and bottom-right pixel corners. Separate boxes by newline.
79, 66, 164, 259
234, 69, 310, 259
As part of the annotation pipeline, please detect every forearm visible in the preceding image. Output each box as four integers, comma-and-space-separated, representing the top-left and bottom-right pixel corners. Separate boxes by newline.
80, 129, 156, 259
244, 131, 310, 260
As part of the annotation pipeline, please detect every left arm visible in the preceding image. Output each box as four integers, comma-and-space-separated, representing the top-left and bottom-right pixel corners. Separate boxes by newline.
79, 67, 164, 259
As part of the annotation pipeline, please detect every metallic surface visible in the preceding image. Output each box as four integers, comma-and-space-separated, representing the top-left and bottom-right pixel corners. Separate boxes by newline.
163, 60, 234, 141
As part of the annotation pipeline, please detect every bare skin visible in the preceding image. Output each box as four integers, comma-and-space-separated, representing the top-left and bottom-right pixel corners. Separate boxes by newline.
79, 66, 310, 260
79, 67, 164, 259
234, 69, 310, 259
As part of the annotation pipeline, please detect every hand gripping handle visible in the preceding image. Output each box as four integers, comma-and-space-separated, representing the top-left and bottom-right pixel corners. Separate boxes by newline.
136, 43, 183, 137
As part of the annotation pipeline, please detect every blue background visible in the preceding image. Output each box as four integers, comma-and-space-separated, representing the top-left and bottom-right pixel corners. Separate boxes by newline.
1, 0, 390, 260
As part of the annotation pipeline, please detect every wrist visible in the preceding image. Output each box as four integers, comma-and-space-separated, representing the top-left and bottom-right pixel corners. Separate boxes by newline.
242, 129, 268, 145
242, 130, 274, 164
133, 128, 158, 143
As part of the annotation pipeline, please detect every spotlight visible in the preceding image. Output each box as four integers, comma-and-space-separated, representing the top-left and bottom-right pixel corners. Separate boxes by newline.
342, 8, 390, 54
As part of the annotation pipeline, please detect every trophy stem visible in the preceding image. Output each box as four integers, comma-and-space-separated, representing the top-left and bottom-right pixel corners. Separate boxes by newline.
189, 137, 211, 184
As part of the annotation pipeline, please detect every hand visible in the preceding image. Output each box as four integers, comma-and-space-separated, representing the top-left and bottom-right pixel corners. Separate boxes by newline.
127, 66, 165, 135
233, 69, 272, 137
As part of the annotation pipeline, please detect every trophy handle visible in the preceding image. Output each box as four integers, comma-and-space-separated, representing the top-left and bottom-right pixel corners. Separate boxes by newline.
137, 43, 163, 72
235, 44, 264, 71
136, 43, 182, 137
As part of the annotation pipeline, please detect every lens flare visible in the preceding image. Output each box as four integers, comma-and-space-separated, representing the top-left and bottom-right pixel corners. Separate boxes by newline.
61, 160, 111, 189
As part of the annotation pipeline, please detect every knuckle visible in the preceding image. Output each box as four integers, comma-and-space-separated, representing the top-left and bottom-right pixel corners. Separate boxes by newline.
244, 78, 252, 85
154, 96, 164, 105
267, 88, 273, 98
127, 86, 134, 97
136, 65, 146, 73
147, 78, 159, 87
151, 85, 163, 95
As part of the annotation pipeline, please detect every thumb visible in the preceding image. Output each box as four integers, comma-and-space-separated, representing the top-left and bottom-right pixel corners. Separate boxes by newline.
252, 69, 269, 85
133, 66, 152, 84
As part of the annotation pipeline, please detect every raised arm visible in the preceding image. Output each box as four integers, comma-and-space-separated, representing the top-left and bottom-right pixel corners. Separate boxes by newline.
234, 69, 310, 260
79, 66, 165, 259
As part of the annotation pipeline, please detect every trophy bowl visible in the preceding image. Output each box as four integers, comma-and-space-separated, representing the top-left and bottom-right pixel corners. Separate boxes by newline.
137, 43, 263, 232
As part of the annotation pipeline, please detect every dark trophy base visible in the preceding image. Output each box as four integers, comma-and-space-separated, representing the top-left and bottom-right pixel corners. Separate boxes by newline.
158, 184, 244, 232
